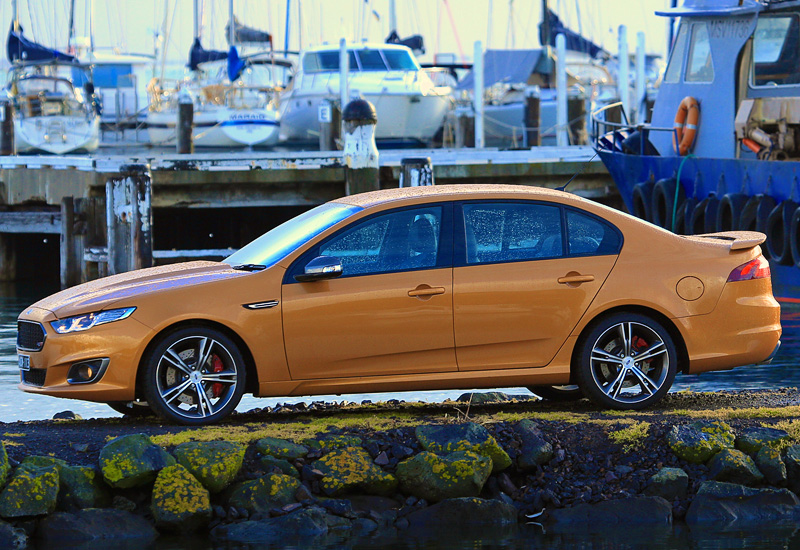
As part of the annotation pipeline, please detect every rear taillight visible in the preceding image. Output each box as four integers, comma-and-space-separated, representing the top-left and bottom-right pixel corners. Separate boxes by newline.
727, 256, 770, 282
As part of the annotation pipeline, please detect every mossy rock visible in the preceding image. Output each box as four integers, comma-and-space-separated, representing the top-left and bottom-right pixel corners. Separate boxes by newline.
303, 435, 363, 453
227, 473, 301, 515
756, 446, 787, 486
0, 519, 26, 549
415, 423, 511, 473
396, 451, 492, 503
644, 467, 689, 500
0, 443, 8, 489
708, 449, 764, 486
782, 445, 800, 494
736, 427, 791, 456
667, 422, 734, 464
261, 455, 300, 478
151, 463, 212, 533
456, 392, 511, 404
20, 456, 107, 511
515, 420, 554, 470
312, 446, 397, 497
0, 464, 59, 518
174, 441, 245, 494
99, 434, 175, 489
255, 437, 309, 460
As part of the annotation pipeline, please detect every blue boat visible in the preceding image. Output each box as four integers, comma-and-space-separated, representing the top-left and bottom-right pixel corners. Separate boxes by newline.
594, 0, 800, 301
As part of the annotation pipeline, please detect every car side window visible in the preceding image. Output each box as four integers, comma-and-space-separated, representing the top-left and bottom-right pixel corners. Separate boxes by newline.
463, 202, 563, 264
319, 206, 443, 276
566, 209, 621, 256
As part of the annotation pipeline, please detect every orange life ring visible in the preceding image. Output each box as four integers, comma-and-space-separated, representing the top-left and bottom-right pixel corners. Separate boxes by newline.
673, 96, 700, 156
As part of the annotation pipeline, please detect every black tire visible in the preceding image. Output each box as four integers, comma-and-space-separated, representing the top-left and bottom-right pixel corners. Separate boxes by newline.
716, 193, 747, 232
142, 326, 247, 425
702, 196, 720, 233
108, 400, 155, 417
632, 181, 655, 222
765, 201, 797, 265
652, 178, 685, 231
791, 207, 800, 268
681, 197, 697, 235
738, 195, 761, 232
576, 313, 678, 410
528, 385, 584, 401
756, 195, 777, 259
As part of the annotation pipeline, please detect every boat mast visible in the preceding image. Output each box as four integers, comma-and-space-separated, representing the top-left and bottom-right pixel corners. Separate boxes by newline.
540, 0, 550, 48
193, 0, 200, 40
11, 0, 18, 32
229, 0, 235, 46
68, 0, 76, 52
284, 0, 291, 53
487, 0, 493, 48
389, 0, 397, 35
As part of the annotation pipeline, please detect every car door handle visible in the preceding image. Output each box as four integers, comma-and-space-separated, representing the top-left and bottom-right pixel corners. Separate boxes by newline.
408, 285, 446, 298
558, 273, 595, 285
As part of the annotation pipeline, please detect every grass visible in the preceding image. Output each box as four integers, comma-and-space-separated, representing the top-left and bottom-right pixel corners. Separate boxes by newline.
607, 421, 651, 452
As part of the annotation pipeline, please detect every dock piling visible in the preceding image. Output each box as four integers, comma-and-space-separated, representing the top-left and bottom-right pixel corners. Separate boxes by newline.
0, 100, 14, 156
524, 86, 541, 147
343, 99, 379, 195
455, 106, 475, 148
177, 91, 194, 154
399, 158, 434, 187
106, 165, 153, 275
568, 88, 588, 145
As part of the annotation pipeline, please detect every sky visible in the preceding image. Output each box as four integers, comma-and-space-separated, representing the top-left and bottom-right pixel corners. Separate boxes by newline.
1, 0, 673, 68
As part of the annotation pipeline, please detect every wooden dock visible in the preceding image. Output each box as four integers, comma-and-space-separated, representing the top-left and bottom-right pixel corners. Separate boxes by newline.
0, 145, 616, 286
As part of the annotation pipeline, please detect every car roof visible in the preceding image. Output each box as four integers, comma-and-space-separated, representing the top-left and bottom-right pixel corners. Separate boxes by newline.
334, 184, 587, 209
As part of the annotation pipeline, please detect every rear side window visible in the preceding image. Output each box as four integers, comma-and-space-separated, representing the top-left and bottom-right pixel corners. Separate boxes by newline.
463, 202, 563, 264
566, 210, 622, 256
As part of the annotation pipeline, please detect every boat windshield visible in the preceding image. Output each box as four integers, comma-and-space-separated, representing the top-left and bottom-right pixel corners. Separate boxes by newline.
303, 48, 419, 73
224, 202, 362, 268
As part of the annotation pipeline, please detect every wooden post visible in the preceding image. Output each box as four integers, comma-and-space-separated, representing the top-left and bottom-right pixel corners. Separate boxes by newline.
318, 98, 341, 151
567, 88, 587, 145
106, 165, 153, 275
400, 157, 434, 187
77, 197, 106, 282
0, 234, 16, 281
177, 91, 194, 154
0, 101, 14, 156
524, 85, 541, 148
60, 197, 80, 288
343, 99, 379, 196
455, 106, 475, 148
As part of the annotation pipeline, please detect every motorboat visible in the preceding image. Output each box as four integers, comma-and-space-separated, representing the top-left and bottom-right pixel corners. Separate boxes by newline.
594, 0, 800, 299
278, 42, 454, 146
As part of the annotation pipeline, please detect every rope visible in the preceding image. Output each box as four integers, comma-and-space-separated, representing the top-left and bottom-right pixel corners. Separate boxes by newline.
671, 154, 695, 232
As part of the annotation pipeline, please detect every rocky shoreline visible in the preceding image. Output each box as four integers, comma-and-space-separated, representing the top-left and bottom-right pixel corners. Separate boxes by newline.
2, 389, 800, 548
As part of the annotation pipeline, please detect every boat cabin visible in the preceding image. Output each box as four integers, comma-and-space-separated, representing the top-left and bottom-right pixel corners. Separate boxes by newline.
651, 0, 800, 161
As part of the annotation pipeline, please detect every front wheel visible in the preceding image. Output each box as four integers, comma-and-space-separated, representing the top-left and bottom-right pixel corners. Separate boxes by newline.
527, 385, 583, 401
142, 327, 247, 425
576, 313, 677, 410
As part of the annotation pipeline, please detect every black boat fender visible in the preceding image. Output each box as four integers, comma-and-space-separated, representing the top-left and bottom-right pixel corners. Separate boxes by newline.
680, 197, 697, 235
690, 195, 720, 234
652, 178, 685, 232
738, 195, 762, 232
716, 193, 748, 232
789, 207, 800, 268
755, 195, 778, 259
632, 181, 655, 222
765, 200, 797, 265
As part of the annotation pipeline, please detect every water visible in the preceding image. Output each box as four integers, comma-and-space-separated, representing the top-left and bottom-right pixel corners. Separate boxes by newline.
0, 282, 798, 422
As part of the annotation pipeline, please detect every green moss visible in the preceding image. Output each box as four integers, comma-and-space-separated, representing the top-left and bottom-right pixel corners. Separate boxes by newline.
608, 421, 650, 453
151, 463, 212, 533
312, 446, 397, 497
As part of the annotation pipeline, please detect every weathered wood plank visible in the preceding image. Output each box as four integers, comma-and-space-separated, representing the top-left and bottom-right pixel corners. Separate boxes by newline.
0, 211, 61, 234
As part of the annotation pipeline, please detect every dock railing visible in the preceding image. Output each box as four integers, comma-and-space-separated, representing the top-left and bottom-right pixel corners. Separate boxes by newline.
591, 101, 678, 156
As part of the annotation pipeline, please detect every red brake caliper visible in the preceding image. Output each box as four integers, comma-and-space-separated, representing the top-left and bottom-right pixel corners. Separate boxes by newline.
632, 336, 650, 365
211, 355, 224, 397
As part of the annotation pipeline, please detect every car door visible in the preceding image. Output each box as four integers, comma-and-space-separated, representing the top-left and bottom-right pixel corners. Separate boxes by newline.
453, 201, 621, 371
281, 203, 456, 380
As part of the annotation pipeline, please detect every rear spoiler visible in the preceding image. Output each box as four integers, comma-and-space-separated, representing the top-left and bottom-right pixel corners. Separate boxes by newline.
684, 231, 766, 251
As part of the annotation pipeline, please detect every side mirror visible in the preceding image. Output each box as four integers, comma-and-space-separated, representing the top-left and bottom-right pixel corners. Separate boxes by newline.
294, 255, 343, 282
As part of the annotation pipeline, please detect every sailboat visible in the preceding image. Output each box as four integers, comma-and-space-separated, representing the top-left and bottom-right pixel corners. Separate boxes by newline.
146, 2, 286, 148
5, 14, 100, 155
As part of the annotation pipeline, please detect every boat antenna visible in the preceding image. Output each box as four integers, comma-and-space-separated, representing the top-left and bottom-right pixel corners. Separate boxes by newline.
556, 152, 599, 192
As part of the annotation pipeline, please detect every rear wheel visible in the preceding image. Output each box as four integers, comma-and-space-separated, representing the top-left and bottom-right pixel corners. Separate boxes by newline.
576, 313, 677, 410
108, 400, 154, 417
142, 326, 246, 425
528, 385, 583, 401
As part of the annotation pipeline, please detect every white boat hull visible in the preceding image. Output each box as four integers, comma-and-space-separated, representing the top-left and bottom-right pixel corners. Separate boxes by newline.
15, 116, 100, 154
147, 108, 280, 148
280, 92, 451, 145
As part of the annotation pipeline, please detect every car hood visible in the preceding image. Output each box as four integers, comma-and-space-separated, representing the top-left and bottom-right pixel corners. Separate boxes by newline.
31, 261, 247, 319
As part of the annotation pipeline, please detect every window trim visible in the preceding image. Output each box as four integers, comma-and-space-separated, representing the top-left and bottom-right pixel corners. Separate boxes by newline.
749, 13, 800, 91
453, 200, 623, 268
283, 202, 454, 284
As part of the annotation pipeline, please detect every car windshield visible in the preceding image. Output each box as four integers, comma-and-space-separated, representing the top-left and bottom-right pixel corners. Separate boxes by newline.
224, 203, 361, 268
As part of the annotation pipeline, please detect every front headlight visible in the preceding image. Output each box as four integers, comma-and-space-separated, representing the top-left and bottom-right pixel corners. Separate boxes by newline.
50, 307, 136, 334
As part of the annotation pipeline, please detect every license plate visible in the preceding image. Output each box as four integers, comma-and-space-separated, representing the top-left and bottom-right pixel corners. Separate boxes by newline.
18, 355, 30, 371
